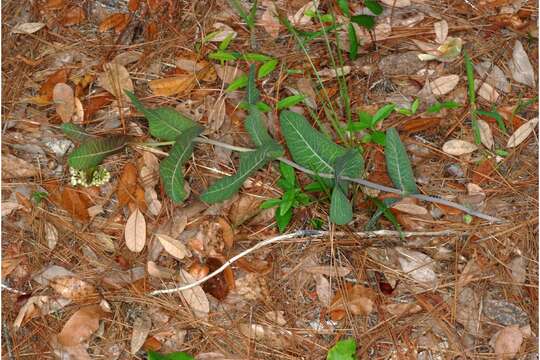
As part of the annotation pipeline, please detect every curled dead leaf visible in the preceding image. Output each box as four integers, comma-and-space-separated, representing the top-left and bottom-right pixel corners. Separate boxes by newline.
98, 62, 133, 100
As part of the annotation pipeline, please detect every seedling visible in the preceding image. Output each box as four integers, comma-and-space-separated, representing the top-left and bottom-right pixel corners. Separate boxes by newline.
464, 50, 481, 144
31, 191, 48, 205
327, 338, 357, 360
395, 98, 420, 116
349, 104, 395, 145
426, 100, 460, 114
260, 163, 311, 232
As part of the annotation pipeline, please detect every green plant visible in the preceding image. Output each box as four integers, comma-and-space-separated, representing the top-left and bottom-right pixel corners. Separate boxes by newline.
349, 104, 395, 145
147, 350, 194, 360
327, 338, 357, 360
395, 98, 420, 116
426, 100, 461, 114
260, 163, 311, 232
31, 191, 48, 204
464, 50, 481, 144
476, 108, 507, 133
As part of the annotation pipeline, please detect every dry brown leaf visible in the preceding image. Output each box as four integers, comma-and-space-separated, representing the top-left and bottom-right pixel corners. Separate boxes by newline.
2, 202, 23, 217
392, 201, 428, 215
442, 139, 478, 155
328, 284, 376, 320
102, 267, 145, 288
380, 0, 410, 7
430, 75, 459, 96
384, 303, 423, 317
155, 233, 191, 260
507, 117, 538, 148
57, 305, 105, 347
260, 0, 280, 38
206, 96, 227, 132
178, 269, 209, 319
2, 154, 38, 179
14, 296, 72, 329
117, 163, 138, 208
131, 315, 152, 354
315, 274, 332, 306
147, 261, 177, 279
33, 265, 75, 285
396, 247, 437, 285
61, 7, 86, 26
317, 66, 351, 78
149, 75, 196, 97
209, 22, 237, 42
477, 80, 500, 102
490, 325, 523, 360
434, 20, 448, 43
53, 83, 75, 122
304, 266, 351, 277
49, 276, 98, 301
44, 221, 58, 250
12, 22, 46, 34
264, 311, 287, 326
289, 0, 319, 26
113, 51, 143, 66
125, 208, 146, 253
214, 64, 245, 84
98, 13, 129, 33
40, 68, 70, 101
128, 0, 140, 12
98, 62, 133, 100
238, 323, 291, 348
509, 256, 526, 284
202, 257, 231, 300
61, 187, 91, 221
508, 40, 535, 87
478, 119, 495, 149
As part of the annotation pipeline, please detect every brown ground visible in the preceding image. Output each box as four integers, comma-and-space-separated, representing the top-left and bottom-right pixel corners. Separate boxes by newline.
1, 0, 538, 359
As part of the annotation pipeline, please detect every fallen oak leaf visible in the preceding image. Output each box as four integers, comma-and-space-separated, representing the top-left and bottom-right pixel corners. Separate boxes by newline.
57, 304, 107, 347
125, 208, 146, 253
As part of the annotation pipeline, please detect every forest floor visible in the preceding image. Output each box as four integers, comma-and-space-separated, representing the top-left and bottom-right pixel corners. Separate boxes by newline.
1, 0, 539, 359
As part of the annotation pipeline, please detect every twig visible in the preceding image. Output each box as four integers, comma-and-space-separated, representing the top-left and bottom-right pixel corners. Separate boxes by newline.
194, 138, 504, 223
149, 229, 457, 295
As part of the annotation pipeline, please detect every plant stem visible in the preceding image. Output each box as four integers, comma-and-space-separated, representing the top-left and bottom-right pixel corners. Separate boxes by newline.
163, 137, 503, 223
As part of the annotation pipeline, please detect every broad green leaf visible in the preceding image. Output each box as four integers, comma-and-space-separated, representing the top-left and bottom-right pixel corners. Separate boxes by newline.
280, 110, 346, 178
258, 59, 278, 79
279, 162, 296, 188
277, 94, 305, 110
384, 128, 417, 194
330, 186, 352, 225
260, 198, 281, 209
226, 74, 248, 92
365, 0, 383, 15
372, 104, 395, 126
126, 91, 196, 141
68, 136, 128, 170
327, 338, 356, 360
243, 53, 273, 62
201, 142, 283, 203
61, 123, 94, 142
148, 351, 194, 360
336, 0, 351, 17
333, 149, 363, 189
244, 105, 273, 146
347, 23, 358, 61
218, 33, 234, 50
426, 100, 460, 113
351, 15, 375, 30
159, 126, 203, 203
276, 207, 293, 232
279, 189, 297, 216
349, 111, 372, 131
208, 50, 237, 62
370, 130, 386, 145
247, 64, 259, 105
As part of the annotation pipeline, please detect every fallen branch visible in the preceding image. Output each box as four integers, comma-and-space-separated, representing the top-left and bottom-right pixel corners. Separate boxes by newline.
149, 229, 457, 295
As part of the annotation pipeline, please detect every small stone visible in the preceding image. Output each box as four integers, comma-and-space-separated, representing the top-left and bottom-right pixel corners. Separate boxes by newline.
483, 299, 529, 327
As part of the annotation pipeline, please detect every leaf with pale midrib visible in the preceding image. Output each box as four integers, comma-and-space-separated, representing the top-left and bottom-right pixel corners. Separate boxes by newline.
384, 128, 417, 194
126, 91, 196, 141
201, 141, 283, 204
61, 123, 94, 142
330, 186, 353, 225
333, 149, 363, 189
68, 136, 128, 170
244, 105, 273, 147
159, 126, 202, 203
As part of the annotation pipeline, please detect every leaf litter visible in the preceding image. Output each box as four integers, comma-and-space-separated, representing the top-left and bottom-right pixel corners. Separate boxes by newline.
2, 0, 538, 359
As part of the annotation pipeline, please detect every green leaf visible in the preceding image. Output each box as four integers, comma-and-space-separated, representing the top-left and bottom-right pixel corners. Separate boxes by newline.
126, 91, 196, 141
365, 0, 383, 15
333, 149, 363, 189
279, 189, 297, 216
243, 53, 273, 62
277, 94, 306, 110
244, 105, 274, 146
411, 98, 420, 114
159, 126, 203, 203
370, 130, 386, 145
372, 104, 395, 127
279, 162, 296, 187
351, 15, 375, 30
370, 197, 401, 234
208, 50, 237, 62
330, 186, 353, 225
258, 59, 278, 79
426, 100, 460, 113
347, 23, 358, 61
201, 142, 283, 203
276, 207, 293, 232
336, 0, 351, 17
226, 74, 249, 92
61, 123, 94, 142
246, 64, 260, 106
365, 197, 398, 230
148, 351, 194, 360
256, 101, 271, 112
280, 110, 347, 180
476, 109, 507, 134
396, 108, 412, 116
464, 50, 481, 145
261, 198, 281, 209
349, 111, 372, 131
384, 128, 417, 194
68, 136, 128, 170
327, 338, 356, 360
304, 181, 326, 192
218, 33, 235, 50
